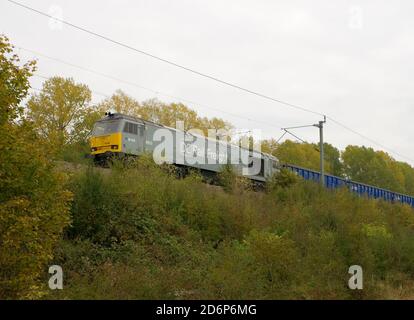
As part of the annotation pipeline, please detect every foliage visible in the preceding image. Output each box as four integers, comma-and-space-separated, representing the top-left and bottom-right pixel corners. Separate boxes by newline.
44, 160, 414, 300
26, 76, 98, 155
263, 140, 414, 196
322, 142, 344, 176
218, 164, 252, 193
342, 145, 407, 194
0, 37, 71, 299
0, 35, 36, 125
0, 126, 72, 299
266, 168, 299, 191
98, 90, 233, 134
262, 139, 337, 175
217, 164, 238, 192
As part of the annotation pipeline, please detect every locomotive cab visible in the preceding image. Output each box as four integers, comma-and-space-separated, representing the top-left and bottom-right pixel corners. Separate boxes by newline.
90, 113, 124, 161
90, 112, 146, 163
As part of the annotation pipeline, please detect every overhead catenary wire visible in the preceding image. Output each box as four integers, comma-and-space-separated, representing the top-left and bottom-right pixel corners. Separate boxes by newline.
326, 116, 414, 163
6, 0, 323, 118
275, 131, 287, 144
21, 46, 286, 131
7, 0, 414, 164
283, 129, 309, 145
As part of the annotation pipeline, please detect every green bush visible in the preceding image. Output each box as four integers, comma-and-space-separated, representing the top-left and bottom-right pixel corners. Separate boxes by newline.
0, 123, 72, 299
47, 158, 414, 300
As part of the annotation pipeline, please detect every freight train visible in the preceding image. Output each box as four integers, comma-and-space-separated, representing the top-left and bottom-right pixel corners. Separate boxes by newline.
90, 112, 414, 207
90, 112, 279, 182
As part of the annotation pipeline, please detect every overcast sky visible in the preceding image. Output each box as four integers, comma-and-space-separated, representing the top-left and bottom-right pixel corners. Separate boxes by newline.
1, 0, 413, 164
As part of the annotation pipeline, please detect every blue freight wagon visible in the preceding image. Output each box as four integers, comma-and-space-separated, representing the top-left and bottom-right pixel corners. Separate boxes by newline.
283, 164, 414, 207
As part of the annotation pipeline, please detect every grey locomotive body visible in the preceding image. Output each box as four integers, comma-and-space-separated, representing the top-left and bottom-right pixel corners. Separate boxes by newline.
90, 113, 279, 182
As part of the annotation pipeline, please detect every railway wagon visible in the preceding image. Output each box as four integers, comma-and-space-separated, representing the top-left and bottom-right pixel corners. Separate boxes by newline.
90, 112, 279, 182
284, 164, 414, 207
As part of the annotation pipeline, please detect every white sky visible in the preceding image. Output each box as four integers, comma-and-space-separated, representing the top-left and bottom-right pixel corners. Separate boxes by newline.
1, 0, 413, 164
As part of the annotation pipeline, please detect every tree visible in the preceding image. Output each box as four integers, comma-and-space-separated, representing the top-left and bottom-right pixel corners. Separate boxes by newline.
202, 116, 232, 132
261, 138, 279, 156
98, 90, 232, 134
97, 89, 141, 116
272, 140, 328, 172
398, 162, 414, 195
261, 139, 342, 176
318, 143, 343, 177
342, 146, 406, 193
0, 35, 35, 125
151, 101, 202, 130
0, 36, 72, 299
26, 76, 96, 153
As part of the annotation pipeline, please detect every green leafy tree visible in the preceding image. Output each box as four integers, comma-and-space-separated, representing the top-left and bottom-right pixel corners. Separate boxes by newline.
261, 138, 279, 156
266, 168, 298, 191
0, 35, 35, 124
97, 89, 141, 116
398, 162, 414, 195
26, 77, 96, 154
319, 143, 343, 177
342, 146, 406, 193
273, 140, 325, 172
262, 139, 342, 176
0, 36, 72, 299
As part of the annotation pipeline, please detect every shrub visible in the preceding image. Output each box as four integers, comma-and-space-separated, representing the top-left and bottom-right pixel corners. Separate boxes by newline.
50, 155, 414, 299
0, 124, 72, 299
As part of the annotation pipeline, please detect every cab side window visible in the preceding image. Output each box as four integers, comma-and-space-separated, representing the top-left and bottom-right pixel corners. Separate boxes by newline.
124, 122, 138, 135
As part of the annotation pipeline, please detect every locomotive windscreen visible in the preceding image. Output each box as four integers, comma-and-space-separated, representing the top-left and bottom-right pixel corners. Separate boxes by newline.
92, 121, 120, 136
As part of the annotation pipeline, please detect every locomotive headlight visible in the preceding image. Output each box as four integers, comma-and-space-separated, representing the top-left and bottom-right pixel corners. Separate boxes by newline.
111, 145, 118, 150
91, 147, 97, 152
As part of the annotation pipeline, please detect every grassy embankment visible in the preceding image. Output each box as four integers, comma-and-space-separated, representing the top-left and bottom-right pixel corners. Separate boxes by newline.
47, 157, 414, 299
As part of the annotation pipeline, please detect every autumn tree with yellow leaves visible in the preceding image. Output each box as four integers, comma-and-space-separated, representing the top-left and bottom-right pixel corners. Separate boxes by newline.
0, 35, 72, 299
26, 76, 99, 156
98, 90, 232, 134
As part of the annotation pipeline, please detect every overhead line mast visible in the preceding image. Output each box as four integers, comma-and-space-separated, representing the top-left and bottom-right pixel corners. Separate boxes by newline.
282, 115, 327, 186
315, 116, 327, 186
